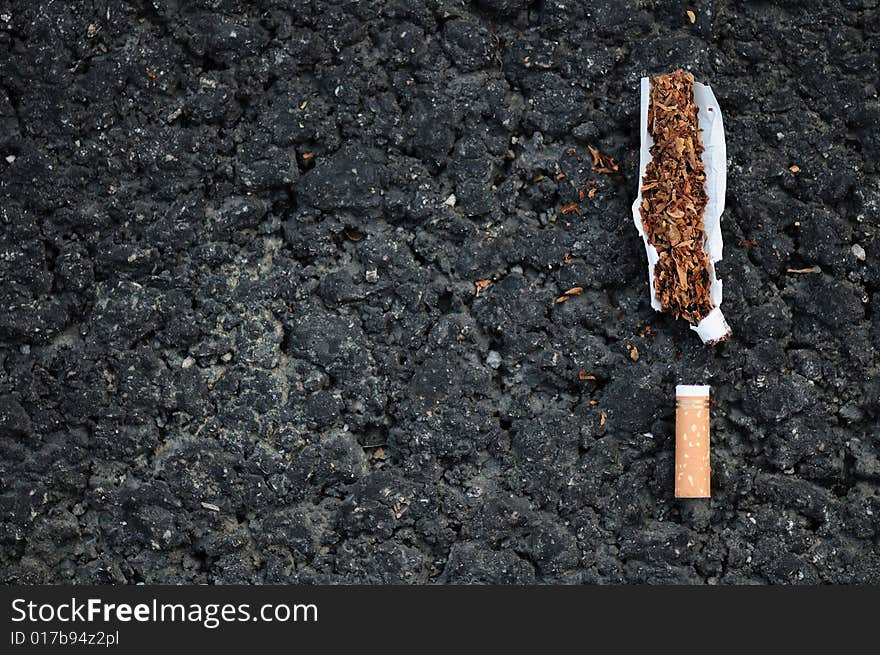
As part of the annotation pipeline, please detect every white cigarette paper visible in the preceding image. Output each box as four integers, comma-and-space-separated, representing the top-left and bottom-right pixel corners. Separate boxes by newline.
631, 76, 731, 344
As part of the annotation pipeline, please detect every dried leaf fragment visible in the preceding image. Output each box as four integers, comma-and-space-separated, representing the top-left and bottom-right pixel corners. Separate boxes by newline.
561, 203, 580, 215
789, 165, 800, 173
578, 370, 596, 381
686, 10, 696, 23
564, 287, 583, 296
737, 239, 758, 247
786, 267, 819, 274
474, 279, 492, 295
600, 411, 607, 426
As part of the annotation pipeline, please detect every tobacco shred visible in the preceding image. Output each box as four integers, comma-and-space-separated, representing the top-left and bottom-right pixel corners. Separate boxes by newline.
588, 145, 620, 174
640, 70, 714, 325
474, 279, 492, 295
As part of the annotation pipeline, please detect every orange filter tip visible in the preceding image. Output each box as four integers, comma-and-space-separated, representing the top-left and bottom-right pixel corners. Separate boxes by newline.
675, 384, 710, 498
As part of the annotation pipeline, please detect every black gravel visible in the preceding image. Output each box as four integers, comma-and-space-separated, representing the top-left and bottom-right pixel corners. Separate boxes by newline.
1, 0, 878, 585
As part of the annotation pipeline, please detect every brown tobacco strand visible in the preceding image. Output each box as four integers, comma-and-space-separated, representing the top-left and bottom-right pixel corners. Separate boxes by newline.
640, 70, 714, 324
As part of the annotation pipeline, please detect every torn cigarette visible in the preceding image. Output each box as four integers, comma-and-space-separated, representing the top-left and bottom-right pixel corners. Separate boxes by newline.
675, 384, 710, 498
632, 71, 731, 345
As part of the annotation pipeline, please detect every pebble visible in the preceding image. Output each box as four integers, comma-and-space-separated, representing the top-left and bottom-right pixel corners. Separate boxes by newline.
486, 350, 502, 369
851, 244, 866, 261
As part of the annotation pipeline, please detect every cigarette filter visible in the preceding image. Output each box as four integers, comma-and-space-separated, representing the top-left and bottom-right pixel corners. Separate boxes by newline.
675, 384, 710, 498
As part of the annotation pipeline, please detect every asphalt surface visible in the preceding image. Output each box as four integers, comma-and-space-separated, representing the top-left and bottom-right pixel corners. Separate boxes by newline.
1, 0, 878, 584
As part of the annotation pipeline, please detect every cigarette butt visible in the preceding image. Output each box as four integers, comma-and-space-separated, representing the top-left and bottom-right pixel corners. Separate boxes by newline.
675, 384, 710, 498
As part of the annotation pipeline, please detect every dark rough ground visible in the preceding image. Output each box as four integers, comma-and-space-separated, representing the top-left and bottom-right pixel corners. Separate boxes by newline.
0, 0, 878, 585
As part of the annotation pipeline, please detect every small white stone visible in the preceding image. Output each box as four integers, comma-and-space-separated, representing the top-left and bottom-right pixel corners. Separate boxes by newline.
365, 269, 379, 283
852, 244, 866, 261
486, 351, 502, 369
221, 352, 233, 362
443, 193, 456, 207
181, 356, 195, 369
4, 155, 15, 163
776, 132, 784, 140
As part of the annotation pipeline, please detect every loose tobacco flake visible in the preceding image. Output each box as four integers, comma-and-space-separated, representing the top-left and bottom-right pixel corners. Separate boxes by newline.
627, 344, 640, 361
588, 145, 620, 175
